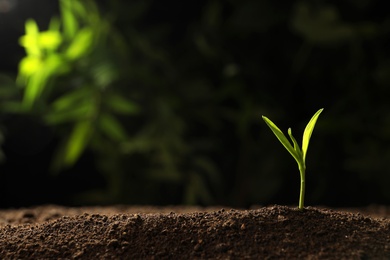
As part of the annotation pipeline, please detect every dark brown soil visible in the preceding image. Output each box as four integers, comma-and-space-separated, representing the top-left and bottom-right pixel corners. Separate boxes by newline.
0, 204, 389, 259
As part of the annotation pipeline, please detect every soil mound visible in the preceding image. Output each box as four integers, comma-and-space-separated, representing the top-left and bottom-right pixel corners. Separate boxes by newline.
0, 205, 389, 259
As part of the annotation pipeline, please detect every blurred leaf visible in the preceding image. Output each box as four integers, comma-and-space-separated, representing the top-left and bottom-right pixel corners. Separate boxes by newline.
45, 54, 69, 75
203, 0, 222, 29
0, 101, 25, 113
91, 61, 119, 88
98, 113, 128, 142
186, 157, 221, 204
291, 2, 355, 45
104, 93, 139, 114
60, 0, 79, 39
45, 102, 95, 124
184, 171, 213, 205
194, 34, 215, 58
68, 0, 97, 24
22, 70, 48, 108
48, 17, 61, 32
19, 19, 40, 57
19, 54, 67, 108
39, 31, 62, 50
64, 121, 93, 165
51, 88, 92, 111
65, 28, 94, 60
46, 88, 95, 125
18, 56, 42, 77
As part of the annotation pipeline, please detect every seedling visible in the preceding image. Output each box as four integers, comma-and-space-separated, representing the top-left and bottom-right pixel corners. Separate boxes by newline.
262, 108, 323, 209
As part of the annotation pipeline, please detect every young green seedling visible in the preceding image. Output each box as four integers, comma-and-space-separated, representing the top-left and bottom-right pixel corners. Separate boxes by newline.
262, 108, 323, 209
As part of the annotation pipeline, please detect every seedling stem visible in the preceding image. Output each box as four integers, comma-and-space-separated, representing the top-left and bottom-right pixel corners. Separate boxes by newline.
262, 108, 323, 209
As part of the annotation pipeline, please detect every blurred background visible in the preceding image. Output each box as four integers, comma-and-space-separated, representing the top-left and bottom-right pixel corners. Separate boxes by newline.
0, 0, 389, 208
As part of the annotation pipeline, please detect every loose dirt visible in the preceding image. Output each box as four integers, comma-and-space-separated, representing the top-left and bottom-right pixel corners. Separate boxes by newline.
0, 204, 389, 259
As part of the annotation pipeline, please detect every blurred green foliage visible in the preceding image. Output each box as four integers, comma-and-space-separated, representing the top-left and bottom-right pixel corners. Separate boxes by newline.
18, 0, 136, 169
1, 0, 390, 207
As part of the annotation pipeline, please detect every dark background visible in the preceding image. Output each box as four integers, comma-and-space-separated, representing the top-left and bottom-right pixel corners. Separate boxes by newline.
1, 0, 390, 208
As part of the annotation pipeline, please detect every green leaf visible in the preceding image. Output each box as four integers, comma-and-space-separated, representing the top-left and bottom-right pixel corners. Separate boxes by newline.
38, 31, 62, 50
302, 108, 323, 161
48, 17, 61, 32
60, 0, 78, 39
18, 56, 42, 77
51, 88, 92, 111
45, 103, 94, 125
19, 19, 40, 57
64, 121, 92, 165
98, 113, 128, 142
65, 28, 94, 60
45, 54, 66, 75
104, 94, 139, 115
262, 116, 299, 162
91, 62, 118, 88
67, 0, 89, 19
46, 89, 95, 124
22, 69, 48, 109
20, 54, 66, 109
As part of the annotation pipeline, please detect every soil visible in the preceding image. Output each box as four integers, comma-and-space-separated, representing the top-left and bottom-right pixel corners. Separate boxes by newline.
0, 204, 389, 259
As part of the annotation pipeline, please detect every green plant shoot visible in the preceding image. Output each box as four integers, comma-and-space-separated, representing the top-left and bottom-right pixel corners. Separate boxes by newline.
262, 108, 323, 209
